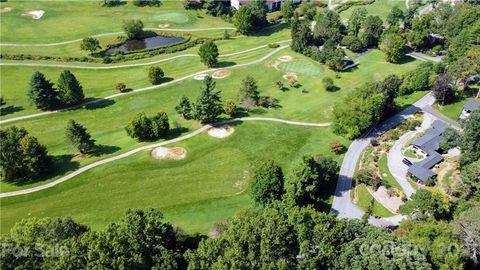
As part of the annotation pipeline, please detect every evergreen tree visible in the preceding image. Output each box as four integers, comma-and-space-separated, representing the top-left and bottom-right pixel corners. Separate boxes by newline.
125, 112, 153, 141
151, 112, 170, 138
198, 40, 219, 67
175, 96, 192, 120
65, 120, 96, 154
27, 71, 57, 110
192, 76, 223, 123
251, 160, 285, 207
238, 75, 260, 103
20, 135, 53, 180
460, 110, 480, 166
290, 15, 313, 54
57, 70, 85, 106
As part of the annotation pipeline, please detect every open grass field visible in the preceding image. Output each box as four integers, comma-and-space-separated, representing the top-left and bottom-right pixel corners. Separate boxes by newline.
356, 184, 395, 218
433, 97, 480, 120
340, 0, 406, 22
0, 48, 422, 194
0, 1, 232, 43
0, 122, 347, 233
278, 59, 325, 76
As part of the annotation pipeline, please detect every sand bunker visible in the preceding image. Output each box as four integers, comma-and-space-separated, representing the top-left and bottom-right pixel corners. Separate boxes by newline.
193, 73, 208, 80
23, 10, 44, 19
283, 72, 298, 82
151, 147, 186, 160
278, 55, 294, 62
211, 69, 231, 79
1, 7, 12, 13
158, 23, 171, 28
208, 125, 234, 138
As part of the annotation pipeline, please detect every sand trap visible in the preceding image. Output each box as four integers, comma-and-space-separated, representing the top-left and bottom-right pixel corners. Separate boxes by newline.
151, 146, 186, 160
1, 7, 12, 13
208, 125, 234, 138
283, 72, 298, 82
193, 73, 208, 80
158, 23, 171, 28
211, 69, 231, 79
278, 55, 293, 62
23, 10, 44, 19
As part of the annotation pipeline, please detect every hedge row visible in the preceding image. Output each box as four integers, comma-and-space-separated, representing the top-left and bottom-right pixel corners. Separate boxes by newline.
336, 0, 375, 13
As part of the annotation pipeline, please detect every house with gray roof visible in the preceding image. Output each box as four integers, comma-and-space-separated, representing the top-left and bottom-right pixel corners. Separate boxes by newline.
407, 120, 448, 183
459, 100, 480, 120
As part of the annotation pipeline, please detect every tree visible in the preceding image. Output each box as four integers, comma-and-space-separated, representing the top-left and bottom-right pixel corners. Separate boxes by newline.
222, 29, 230, 40
399, 189, 451, 219
341, 35, 365, 52
454, 205, 480, 265
432, 73, 454, 105
27, 71, 57, 110
116, 82, 127, 92
192, 76, 223, 123
291, 16, 313, 54
80, 37, 101, 53
387, 6, 404, 26
322, 76, 334, 91
439, 127, 461, 152
148, 66, 165, 85
360, 15, 383, 47
223, 99, 236, 117
233, 5, 254, 34
0, 126, 52, 182
251, 160, 285, 207
347, 7, 367, 37
65, 120, 96, 154
400, 62, 434, 95
175, 96, 192, 120
238, 75, 259, 103
101, 0, 122, 7
313, 10, 344, 43
122, 19, 144, 40
133, 0, 161, 7
280, 0, 295, 24
125, 112, 153, 141
183, 0, 203, 10
460, 160, 480, 197
329, 140, 346, 154
198, 40, 218, 67
460, 110, 480, 166
151, 112, 169, 138
380, 32, 405, 63
285, 156, 338, 208
57, 70, 85, 106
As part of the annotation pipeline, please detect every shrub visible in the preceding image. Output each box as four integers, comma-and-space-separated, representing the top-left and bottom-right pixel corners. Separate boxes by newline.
322, 76, 334, 91
116, 83, 127, 92
223, 99, 237, 117
268, 43, 280, 48
329, 140, 346, 154
148, 66, 165, 85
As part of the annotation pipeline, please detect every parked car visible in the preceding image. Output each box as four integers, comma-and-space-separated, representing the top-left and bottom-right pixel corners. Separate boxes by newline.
402, 158, 413, 166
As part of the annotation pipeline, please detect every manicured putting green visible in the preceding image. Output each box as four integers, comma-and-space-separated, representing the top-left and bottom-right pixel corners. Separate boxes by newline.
152, 12, 191, 24
278, 60, 324, 76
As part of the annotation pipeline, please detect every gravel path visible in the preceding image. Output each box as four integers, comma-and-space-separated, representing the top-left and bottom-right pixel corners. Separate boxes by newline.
0, 117, 331, 198
0, 45, 289, 125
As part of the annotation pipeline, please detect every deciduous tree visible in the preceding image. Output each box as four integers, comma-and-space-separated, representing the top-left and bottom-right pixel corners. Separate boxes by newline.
80, 37, 101, 53
148, 66, 165, 85
175, 96, 192, 119
198, 40, 219, 67
122, 19, 144, 39
251, 160, 285, 207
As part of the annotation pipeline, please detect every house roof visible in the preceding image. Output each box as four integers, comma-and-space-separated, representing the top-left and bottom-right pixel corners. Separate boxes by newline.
464, 100, 480, 112
416, 151, 444, 169
411, 120, 447, 153
408, 165, 436, 182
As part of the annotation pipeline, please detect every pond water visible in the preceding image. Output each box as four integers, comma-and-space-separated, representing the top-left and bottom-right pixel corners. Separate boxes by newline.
105, 35, 184, 55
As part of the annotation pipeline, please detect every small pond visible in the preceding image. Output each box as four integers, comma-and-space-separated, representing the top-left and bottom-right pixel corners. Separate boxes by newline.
105, 35, 184, 55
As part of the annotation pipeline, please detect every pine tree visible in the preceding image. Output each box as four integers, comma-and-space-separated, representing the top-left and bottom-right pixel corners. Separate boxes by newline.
192, 76, 223, 123
151, 112, 170, 138
27, 71, 57, 110
175, 96, 193, 120
57, 70, 85, 106
20, 135, 52, 179
65, 120, 96, 154
238, 75, 260, 103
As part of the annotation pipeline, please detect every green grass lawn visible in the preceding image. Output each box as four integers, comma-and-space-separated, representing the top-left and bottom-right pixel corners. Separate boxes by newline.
0, 1, 231, 43
278, 59, 325, 76
378, 154, 402, 191
0, 49, 422, 193
0, 122, 348, 234
356, 184, 395, 218
433, 97, 480, 121
340, 0, 406, 22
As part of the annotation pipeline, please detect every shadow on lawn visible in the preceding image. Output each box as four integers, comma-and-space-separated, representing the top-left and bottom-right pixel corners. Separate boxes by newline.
0, 105, 23, 116
93, 144, 122, 156
216, 61, 236, 68
85, 98, 116, 110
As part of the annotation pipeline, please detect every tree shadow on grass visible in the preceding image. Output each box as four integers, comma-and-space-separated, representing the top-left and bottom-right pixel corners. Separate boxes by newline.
252, 23, 288, 37
397, 55, 416, 64
85, 98, 116, 110
326, 86, 341, 92
92, 144, 121, 157
215, 61, 236, 68
1, 105, 24, 116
